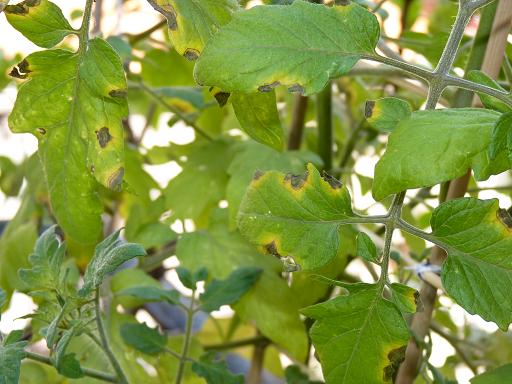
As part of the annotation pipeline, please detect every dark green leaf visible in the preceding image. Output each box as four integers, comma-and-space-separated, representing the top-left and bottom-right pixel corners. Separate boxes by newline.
191, 352, 243, 384
120, 323, 167, 355
56, 353, 84, 379
175, 267, 196, 290
0, 338, 27, 384
54, 325, 84, 378
199, 267, 263, 312
356, 232, 378, 263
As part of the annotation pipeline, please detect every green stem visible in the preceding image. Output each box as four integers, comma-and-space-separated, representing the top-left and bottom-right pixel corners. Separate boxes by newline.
95, 288, 129, 384
176, 290, 196, 384
79, 0, 94, 52
25, 351, 118, 383
316, 82, 333, 170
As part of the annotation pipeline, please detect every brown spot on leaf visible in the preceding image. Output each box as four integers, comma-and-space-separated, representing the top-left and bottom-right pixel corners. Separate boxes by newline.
258, 81, 280, 93
497, 208, 512, 229
213, 91, 230, 107
365, 100, 375, 118
108, 167, 124, 191
284, 171, 308, 190
265, 241, 281, 257
414, 290, 423, 312
5, 0, 40, 14
96, 127, 112, 148
321, 171, 343, 189
9, 59, 31, 79
253, 170, 265, 181
183, 49, 200, 61
109, 89, 127, 98
288, 84, 304, 94
383, 345, 406, 382
36, 128, 46, 135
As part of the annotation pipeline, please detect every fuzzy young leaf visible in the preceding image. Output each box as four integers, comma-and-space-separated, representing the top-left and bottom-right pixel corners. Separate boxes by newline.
199, 267, 263, 312
191, 352, 244, 384
302, 284, 408, 383
373, 109, 504, 200
466, 70, 511, 113
232, 91, 284, 151
431, 198, 512, 329
365, 97, 412, 133
9, 39, 128, 246
79, 229, 146, 297
0, 337, 27, 384
147, 0, 239, 59
194, 0, 380, 95
120, 323, 167, 355
356, 232, 378, 263
5, 0, 74, 48
389, 283, 419, 314
18, 225, 65, 293
238, 163, 355, 270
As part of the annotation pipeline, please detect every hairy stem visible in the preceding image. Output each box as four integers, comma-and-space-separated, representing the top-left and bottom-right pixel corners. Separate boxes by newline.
95, 288, 129, 384
176, 291, 196, 384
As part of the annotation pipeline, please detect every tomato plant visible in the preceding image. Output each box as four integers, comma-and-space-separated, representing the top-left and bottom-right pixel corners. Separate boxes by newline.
1, 0, 512, 383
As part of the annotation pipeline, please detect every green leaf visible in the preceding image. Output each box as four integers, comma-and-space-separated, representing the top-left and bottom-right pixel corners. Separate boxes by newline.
5, 0, 74, 48
117, 286, 181, 305
18, 225, 65, 293
0, 337, 27, 384
199, 267, 263, 312
356, 232, 378, 264
120, 323, 167, 355
373, 108, 503, 200
195, 1, 380, 95
471, 364, 512, 384
0, 157, 24, 196
0, 288, 5, 317
54, 325, 84, 378
110, 268, 164, 309
466, 70, 511, 113
148, 0, 239, 60
389, 282, 419, 314
232, 91, 284, 151
9, 38, 128, 246
284, 365, 323, 384
365, 97, 412, 133
489, 112, 512, 166
175, 266, 196, 290
191, 352, 244, 384
430, 198, 512, 329
302, 284, 408, 383
238, 163, 355, 270
79, 229, 146, 297
56, 354, 84, 379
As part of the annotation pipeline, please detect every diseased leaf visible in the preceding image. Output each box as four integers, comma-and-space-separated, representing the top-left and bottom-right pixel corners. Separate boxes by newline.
18, 225, 65, 293
9, 39, 128, 246
302, 283, 409, 384
356, 232, 378, 264
5, 0, 74, 48
0, 337, 27, 384
238, 163, 355, 270
191, 352, 244, 384
232, 91, 284, 151
430, 198, 512, 329
467, 70, 511, 113
199, 267, 262, 312
389, 282, 419, 314
147, 0, 239, 59
365, 97, 412, 133
79, 229, 146, 297
471, 363, 512, 384
120, 323, 167, 355
373, 109, 504, 200
195, 1, 380, 95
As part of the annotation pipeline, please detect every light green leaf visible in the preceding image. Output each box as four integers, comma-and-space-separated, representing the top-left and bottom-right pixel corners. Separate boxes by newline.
302, 284, 408, 384
199, 267, 263, 312
18, 225, 65, 293
356, 232, 378, 263
120, 323, 167, 355
389, 282, 419, 314
232, 91, 284, 151
191, 352, 244, 384
0, 338, 27, 384
195, 1, 380, 95
365, 97, 412, 133
5, 0, 74, 48
471, 364, 512, 384
147, 0, 239, 60
9, 38, 128, 246
373, 108, 504, 200
430, 198, 512, 330
176, 210, 308, 360
79, 229, 146, 297
238, 163, 355, 270
466, 70, 511, 113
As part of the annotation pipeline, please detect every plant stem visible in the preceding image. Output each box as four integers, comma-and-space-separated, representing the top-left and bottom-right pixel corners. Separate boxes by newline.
176, 291, 196, 384
316, 82, 333, 170
95, 288, 129, 384
79, 0, 94, 53
288, 95, 308, 150
25, 351, 118, 383
203, 335, 269, 351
